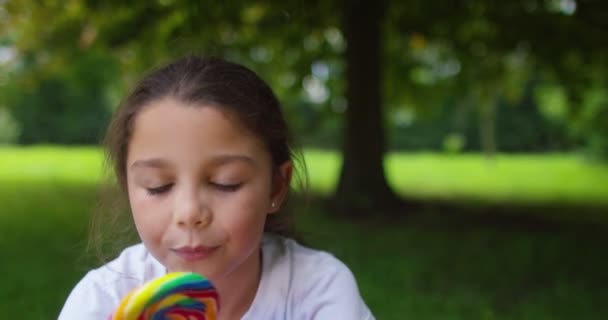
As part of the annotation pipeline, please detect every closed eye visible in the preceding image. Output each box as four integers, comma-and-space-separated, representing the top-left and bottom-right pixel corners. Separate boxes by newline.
146, 184, 173, 195
211, 182, 242, 192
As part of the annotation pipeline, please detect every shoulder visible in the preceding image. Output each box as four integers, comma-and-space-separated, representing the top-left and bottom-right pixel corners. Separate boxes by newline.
254, 235, 375, 320
279, 236, 353, 286
58, 243, 165, 319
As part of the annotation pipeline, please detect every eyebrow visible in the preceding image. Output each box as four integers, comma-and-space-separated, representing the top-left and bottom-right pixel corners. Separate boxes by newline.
209, 154, 256, 167
130, 155, 256, 169
130, 158, 171, 169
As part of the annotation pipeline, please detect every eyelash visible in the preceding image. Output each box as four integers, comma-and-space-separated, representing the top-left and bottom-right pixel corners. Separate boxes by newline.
211, 183, 242, 192
146, 184, 173, 195
145, 183, 241, 195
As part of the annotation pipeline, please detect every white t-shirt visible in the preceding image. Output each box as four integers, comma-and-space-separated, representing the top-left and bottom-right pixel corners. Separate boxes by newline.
59, 234, 375, 319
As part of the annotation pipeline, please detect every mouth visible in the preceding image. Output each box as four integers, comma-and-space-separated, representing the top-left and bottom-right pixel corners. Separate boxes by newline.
171, 245, 219, 262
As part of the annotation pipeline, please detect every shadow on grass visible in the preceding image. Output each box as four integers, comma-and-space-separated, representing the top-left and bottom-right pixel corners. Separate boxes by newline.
293, 195, 608, 320
2, 181, 607, 319
0, 181, 101, 318
303, 190, 608, 231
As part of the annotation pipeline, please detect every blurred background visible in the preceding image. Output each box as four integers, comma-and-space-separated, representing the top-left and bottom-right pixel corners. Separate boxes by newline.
1, 0, 607, 319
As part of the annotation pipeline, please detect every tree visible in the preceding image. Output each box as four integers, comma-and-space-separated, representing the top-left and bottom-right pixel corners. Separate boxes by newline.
333, 0, 404, 214
3, 0, 608, 216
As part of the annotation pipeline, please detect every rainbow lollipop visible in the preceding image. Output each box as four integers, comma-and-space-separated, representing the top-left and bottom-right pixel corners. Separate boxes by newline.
110, 272, 219, 320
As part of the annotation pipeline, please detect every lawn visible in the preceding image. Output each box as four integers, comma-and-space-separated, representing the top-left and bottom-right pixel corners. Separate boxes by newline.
303, 149, 608, 207
2, 146, 608, 206
1, 146, 607, 319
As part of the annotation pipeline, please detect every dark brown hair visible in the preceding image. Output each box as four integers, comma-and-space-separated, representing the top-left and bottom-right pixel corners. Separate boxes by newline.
90, 55, 306, 261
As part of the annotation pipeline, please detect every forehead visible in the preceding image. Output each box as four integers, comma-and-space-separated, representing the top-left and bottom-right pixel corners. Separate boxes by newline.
126, 98, 269, 167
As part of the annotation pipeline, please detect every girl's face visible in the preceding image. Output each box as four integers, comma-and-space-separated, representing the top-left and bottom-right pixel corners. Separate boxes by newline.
125, 98, 291, 283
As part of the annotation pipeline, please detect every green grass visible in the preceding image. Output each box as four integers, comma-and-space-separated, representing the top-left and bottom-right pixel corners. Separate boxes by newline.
3, 146, 607, 206
299, 209, 608, 320
0, 146, 103, 184
1, 146, 608, 319
302, 149, 608, 206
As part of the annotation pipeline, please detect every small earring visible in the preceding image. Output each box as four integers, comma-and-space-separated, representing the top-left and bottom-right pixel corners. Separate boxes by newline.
271, 202, 276, 208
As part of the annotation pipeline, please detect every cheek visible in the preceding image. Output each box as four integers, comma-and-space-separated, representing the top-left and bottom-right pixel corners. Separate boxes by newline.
128, 181, 163, 215
217, 187, 269, 234
127, 185, 147, 220
127, 186, 168, 241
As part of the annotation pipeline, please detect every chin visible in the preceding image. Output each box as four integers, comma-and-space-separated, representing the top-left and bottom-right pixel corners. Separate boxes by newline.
168, 262, 218, 280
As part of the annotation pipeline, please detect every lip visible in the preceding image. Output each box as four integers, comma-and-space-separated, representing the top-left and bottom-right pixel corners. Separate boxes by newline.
171, 245, 219, 262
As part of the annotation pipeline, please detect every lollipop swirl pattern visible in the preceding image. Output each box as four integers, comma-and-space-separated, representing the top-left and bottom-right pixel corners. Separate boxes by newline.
110, 272, 219, 320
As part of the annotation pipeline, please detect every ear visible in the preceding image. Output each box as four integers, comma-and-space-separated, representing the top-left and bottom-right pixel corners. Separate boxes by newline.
268, 160, 293, 214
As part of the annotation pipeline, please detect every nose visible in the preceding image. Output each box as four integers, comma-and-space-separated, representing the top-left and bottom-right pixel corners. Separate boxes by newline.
173, 187, 211, 228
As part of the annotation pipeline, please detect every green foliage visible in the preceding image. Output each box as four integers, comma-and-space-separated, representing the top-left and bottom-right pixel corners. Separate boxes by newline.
384, 0, 608, 159
387, 83, 574, 153
492, 82, 573, 152
0, 107, 20, 144
3, 52, 117, 144
442, 132, 466, 153
575, 88, 608, 160
536, 75, 608, 160
583, 104, 608, 160
2, 0, 608, 159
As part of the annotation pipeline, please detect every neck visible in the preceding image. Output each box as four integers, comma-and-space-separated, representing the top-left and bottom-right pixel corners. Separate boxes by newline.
213, 249, 262, 320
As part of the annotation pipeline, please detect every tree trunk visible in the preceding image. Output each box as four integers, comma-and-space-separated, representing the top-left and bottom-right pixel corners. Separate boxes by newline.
332, 0, 403, 216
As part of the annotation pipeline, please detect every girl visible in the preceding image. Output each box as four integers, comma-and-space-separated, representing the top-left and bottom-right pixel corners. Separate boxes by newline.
59, 56, 375, 319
